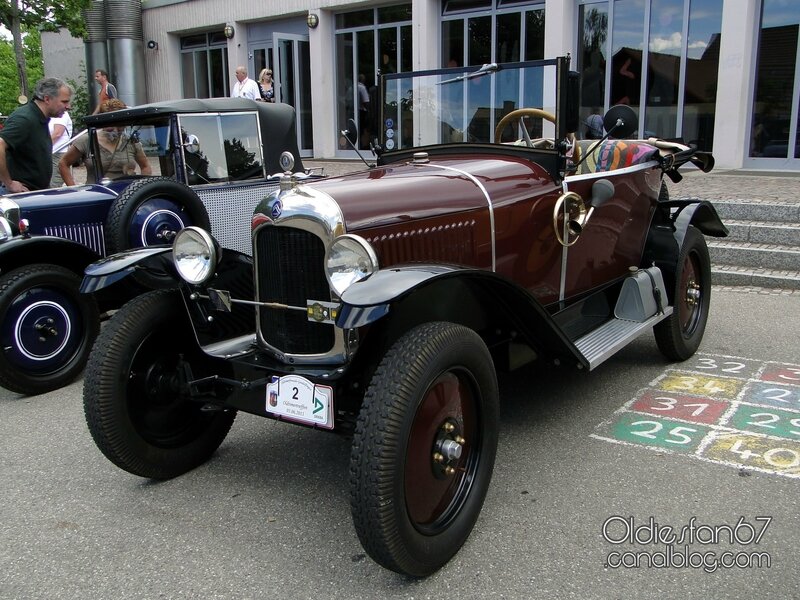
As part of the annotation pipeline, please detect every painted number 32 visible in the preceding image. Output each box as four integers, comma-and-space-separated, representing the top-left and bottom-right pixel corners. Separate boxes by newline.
695, 358, 746, 373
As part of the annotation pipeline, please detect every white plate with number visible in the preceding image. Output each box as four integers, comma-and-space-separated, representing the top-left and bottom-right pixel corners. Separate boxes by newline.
266, 374, 334, 429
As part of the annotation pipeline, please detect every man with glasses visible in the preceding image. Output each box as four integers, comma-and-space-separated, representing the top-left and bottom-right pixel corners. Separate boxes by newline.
231, 66, 260, 100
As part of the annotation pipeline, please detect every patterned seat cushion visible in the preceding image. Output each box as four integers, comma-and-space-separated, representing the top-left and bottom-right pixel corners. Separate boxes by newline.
574, 140, 658, 175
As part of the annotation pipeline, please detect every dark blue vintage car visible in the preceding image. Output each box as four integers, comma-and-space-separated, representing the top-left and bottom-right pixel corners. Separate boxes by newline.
0, 98, 313, 395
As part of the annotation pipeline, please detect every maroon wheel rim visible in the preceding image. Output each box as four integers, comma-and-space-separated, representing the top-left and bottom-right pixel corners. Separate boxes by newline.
404, 370, 479, 533
679, 251, 703, 335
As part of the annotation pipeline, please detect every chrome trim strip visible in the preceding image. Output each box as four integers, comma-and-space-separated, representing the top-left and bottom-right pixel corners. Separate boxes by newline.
418, 163, 496, 272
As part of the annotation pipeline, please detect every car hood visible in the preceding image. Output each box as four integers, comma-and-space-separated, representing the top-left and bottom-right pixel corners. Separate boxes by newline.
307, 154, 557, 231
7, 184, 118, 211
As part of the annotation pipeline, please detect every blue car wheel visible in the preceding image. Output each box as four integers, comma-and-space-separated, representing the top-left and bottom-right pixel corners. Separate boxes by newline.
105, 177, 211, 255
0, 264, 100, 395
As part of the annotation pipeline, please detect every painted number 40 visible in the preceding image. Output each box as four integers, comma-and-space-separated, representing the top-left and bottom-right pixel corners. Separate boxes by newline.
729, 439, 800, 469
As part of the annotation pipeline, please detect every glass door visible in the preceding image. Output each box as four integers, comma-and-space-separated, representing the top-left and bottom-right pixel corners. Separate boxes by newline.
273, 33, 313, 157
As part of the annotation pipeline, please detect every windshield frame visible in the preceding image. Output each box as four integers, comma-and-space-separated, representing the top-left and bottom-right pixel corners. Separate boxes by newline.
378, 56, 571, 157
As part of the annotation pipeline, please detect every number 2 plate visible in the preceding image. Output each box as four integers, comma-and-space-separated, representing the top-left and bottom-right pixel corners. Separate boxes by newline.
266, 375, 334, 429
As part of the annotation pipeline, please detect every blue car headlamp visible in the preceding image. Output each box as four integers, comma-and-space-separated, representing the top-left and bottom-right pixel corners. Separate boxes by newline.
173, 226, 217, 285
325, 234, 378, 296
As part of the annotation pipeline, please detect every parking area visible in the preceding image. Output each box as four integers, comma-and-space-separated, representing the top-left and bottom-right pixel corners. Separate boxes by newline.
1, 286, 797, 599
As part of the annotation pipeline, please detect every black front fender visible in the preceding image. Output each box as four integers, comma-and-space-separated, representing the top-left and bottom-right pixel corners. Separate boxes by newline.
80, 247, 175, 293
0, 235, 99, 277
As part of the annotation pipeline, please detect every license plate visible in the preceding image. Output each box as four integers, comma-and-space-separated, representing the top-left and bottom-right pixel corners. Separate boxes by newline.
266, 375, 334, 429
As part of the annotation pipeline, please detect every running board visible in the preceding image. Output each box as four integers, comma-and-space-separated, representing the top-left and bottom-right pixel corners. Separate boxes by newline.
574, 307, 673, 370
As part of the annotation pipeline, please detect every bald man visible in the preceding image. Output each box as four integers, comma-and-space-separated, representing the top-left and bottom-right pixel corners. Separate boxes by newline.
231, 66, 260, 100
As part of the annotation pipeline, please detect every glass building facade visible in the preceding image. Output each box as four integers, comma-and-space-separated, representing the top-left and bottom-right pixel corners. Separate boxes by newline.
126, 0, 800, 169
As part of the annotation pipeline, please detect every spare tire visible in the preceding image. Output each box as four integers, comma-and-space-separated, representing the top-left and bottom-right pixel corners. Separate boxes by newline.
104, 177, 211, 255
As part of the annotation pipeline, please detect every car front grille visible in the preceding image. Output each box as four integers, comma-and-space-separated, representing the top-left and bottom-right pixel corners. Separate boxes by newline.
255, 225, 335, 355
44, 222, 105, 256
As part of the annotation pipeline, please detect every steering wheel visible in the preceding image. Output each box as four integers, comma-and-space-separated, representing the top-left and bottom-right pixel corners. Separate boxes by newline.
494, 108, 581, 165
494, 108, 555, 146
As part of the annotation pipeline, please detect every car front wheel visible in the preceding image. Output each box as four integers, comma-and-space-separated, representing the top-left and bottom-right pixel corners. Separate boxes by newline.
83, 289, 235, 479
349, 322, 499, 577
0, 264, 100, 395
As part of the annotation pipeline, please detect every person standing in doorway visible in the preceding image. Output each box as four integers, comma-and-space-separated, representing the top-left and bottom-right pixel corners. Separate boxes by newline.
231, 66, 260, 100
92, 69, 117, 114
49, 109, 73, 187
357, 73, 371, 149
0, 77, 72, 193
258, 68, 275, 102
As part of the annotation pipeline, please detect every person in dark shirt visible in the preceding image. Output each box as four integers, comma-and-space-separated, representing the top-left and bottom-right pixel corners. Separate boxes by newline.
0, 77, 72, 193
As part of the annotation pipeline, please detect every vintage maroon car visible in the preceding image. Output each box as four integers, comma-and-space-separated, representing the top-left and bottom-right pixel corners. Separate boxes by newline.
80, 57, 725, 576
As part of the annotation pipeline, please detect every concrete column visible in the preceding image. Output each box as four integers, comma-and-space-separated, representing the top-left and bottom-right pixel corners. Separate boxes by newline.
309, 9, 337, 158
227, 21, 249, 92
544, 0, 577, 63
713, 0, 759, 169
412, 0, 439, 71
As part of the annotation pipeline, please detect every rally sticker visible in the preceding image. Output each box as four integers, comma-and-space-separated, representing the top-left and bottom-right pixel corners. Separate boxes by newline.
266, 375, 333, 429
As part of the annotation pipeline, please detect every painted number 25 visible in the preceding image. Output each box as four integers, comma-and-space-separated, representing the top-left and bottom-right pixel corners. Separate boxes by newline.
629, 420, 698, 445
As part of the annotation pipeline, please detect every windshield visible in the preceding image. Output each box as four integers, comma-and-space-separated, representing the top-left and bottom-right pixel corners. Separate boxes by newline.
380, 58, 562, 151
91, 120, 172, 181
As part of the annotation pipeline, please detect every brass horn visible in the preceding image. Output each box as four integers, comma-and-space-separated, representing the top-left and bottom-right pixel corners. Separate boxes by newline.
552, 191, 587, 247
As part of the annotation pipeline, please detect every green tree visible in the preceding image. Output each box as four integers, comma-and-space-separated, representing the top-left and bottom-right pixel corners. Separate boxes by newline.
0, 27, 42, 115
0, 0, 90, 98
65, 68, 89, 133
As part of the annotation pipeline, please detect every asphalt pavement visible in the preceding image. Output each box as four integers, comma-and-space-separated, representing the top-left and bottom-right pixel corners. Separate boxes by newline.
1, 288, 798, 600
2, 162, 798, 598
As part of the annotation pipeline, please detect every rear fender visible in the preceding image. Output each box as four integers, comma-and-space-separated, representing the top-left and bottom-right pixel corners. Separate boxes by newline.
339, 265, 586, 369
642, 199, 727, 303
670, 199, 728, 247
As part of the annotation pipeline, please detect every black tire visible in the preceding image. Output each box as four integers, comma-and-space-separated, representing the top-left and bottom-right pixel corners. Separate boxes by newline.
654, 226, 711, 360
349, 322, 499, 577
0, 264, 100, 395
104, 176, 211, 255
83, 289, 236, 479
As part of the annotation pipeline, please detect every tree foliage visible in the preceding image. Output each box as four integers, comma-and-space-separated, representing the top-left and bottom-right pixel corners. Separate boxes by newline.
0, 0, 90, 97
0, 27, 42, 116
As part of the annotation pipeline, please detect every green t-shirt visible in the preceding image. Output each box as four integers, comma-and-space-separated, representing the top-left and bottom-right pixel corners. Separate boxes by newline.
0, 101, 52, 190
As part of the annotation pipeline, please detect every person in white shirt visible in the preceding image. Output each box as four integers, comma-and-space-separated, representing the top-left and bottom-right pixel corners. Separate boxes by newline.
231, 66, 260, 100
49, 110, 73, 187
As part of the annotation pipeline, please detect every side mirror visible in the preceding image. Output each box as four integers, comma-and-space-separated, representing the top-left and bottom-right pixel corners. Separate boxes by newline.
603, 105, 638, 139
344, 118, 359, 146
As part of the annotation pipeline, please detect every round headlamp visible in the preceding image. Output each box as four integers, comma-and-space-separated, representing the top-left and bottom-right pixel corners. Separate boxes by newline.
325, 234, 378, 296
172, 226, 218, 284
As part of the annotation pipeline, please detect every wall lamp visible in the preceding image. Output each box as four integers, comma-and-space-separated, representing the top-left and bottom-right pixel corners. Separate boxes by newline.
306, 13, 319, 29
146, 39, 158, 50
223, 24, 235, 39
